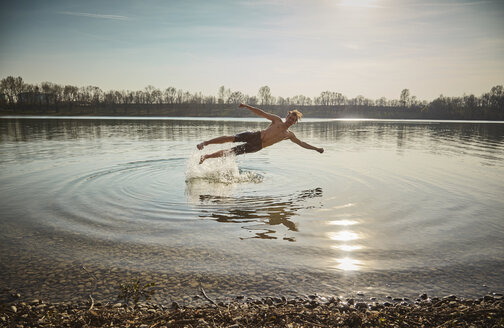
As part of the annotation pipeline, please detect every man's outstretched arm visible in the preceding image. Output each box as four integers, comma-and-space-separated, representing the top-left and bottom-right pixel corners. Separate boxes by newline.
289, 132, 324, 153
239, 103, 281, 122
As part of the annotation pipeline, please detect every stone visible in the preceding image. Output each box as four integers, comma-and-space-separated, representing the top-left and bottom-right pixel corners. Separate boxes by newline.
112, 303, 123, 308
10, 305, 17, 313
420, 293, 428, 300
483, 295, 494, 302
355, 302, 368, 310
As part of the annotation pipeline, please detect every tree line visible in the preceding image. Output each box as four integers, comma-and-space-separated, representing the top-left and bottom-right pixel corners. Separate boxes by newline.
0, 76, 503, 120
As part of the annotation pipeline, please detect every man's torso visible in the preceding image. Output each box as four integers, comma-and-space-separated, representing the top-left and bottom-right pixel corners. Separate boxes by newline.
260, 120, 290, 148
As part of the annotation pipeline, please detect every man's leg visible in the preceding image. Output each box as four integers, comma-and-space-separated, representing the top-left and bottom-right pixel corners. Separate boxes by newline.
199, 149, 234, 164
197, 136, 234, 150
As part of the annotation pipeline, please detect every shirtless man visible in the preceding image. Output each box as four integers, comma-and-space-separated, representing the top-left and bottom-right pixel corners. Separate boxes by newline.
197, 103, 324, 164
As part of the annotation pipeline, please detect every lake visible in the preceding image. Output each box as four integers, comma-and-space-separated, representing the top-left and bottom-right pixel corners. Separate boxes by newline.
1, 117, 503, 305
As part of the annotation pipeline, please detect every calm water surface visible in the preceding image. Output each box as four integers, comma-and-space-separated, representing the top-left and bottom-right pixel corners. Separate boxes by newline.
1, 117, 503, 305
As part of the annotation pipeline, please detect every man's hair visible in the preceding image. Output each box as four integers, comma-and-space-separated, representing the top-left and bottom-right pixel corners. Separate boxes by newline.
288, 109, 303, 121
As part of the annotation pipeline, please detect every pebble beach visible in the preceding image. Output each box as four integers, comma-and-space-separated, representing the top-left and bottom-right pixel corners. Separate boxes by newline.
2, 292, 503, 327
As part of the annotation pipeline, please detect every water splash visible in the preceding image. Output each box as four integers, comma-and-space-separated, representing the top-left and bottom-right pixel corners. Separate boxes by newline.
184, 150, 263, 203
185, 151, 263, 185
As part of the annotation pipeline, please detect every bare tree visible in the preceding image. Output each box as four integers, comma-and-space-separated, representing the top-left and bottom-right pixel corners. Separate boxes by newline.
164, 87, 177, 104
400, 89, 411, 108
228, 91, 245, 104
0, 76, 25, 104
258, 86, 273, 105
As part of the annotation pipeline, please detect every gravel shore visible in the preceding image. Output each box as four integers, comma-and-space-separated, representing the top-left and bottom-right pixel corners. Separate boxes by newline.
1, 293, 503, 327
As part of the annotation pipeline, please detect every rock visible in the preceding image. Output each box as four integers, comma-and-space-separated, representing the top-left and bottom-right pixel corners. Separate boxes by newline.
328, 297, 340, 304
10, 305, 17, 313
1, 317, 6, 322
370, 297, 376, 301
483, 295, 494, 302
171, 301, 179, 309
112, 303, 123, 308
355, 302, 368, 310
420, 293, 428, 300
339, 304, 350, 311
443, 295, 457, 301
357, 291, 365, 296
347, 298, 355, 305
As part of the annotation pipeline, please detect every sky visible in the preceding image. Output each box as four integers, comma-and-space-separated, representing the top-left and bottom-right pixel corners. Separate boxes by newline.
1, 0, 503, 101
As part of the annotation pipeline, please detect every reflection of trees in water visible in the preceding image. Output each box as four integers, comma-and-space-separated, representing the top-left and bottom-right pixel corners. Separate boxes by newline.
3, 119, 503, 147
298, 121, 504, 161
2, 119, 503, 164
198, 187, 322, 241
1, 119, 267, 142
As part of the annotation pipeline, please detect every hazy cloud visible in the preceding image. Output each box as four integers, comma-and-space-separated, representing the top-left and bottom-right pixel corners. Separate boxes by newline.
58, 11, 129, 20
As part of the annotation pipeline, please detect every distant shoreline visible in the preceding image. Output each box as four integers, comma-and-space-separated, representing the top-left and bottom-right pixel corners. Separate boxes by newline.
2, 115, 504, 124
1, 104, 503, 121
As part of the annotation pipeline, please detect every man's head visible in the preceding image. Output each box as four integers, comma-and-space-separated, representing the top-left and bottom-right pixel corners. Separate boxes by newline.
286, 109, 303, 126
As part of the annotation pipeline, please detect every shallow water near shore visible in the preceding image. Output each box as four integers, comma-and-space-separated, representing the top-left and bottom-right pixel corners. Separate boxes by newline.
1, 117, 503, 305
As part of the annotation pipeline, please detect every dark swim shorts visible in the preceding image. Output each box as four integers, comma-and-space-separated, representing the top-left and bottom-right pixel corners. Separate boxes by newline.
232, 131, 262, 155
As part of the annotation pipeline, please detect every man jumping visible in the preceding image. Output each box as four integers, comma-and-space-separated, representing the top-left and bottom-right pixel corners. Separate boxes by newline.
197, 103, 324, 164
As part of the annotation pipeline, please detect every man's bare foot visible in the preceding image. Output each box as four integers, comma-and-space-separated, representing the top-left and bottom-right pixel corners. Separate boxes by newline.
197, 142, 205, 150
199, 155, 206, 164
